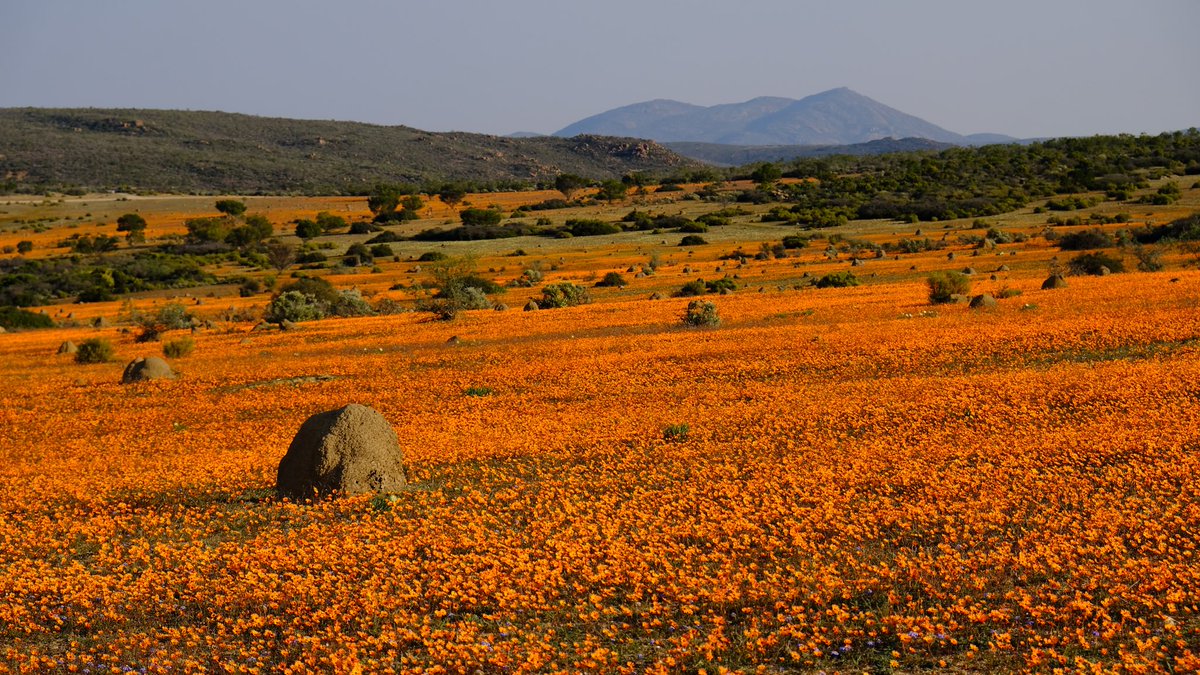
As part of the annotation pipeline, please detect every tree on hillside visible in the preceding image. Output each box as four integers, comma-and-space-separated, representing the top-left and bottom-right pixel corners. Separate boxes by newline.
315, 211, 348, 233
595, 179, 628, 202
294, 219, 322, 239
225, 214, 273, 247
263, 240, 295, 273
116, 213, 148, 243
436, 182, 469, 206
555, 174, 589, 200
368, 183, 421, 222
751, 162, 782, 186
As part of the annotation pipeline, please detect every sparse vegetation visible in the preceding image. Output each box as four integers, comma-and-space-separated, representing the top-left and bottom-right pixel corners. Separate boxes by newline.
162, 337, 195, 359
926, 270, 970, 303
536, 283, 591, 309
682, 300, 720, 327
74, 338, 114, 364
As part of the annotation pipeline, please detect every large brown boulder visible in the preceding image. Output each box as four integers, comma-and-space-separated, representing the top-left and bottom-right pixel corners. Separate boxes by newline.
969, 293, 998, 309
121, 357, 176, 383
1042, 274, 1068, 290
276, 404, 407, 499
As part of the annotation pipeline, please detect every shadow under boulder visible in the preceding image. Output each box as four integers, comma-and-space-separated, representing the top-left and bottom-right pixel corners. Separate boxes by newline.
276, 404, 407, 499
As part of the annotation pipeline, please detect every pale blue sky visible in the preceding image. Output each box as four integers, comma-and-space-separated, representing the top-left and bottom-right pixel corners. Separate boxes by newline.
1, 0, 1196, 139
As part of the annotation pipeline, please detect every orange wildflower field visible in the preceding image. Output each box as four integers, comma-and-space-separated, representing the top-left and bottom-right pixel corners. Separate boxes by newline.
1, 193, 1199, 673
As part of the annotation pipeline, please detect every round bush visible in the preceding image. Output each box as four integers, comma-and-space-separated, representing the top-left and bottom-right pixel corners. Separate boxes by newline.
683, 300, 720, 327
75, 338, 114, 364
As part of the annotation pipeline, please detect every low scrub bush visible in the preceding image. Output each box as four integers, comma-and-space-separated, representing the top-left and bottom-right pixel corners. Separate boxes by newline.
662, 423, 690, 442
537, 283, 591, 309
1057, 228, 1115, 250
683, 300, 720, 327
1068, 252, 1125, 275
75, 338, 114, 364
815, 272, 861, 289
926, 271, 970, 303
162, 337, 195, 359
0, 306, 54, 330
595, 272, 627, 288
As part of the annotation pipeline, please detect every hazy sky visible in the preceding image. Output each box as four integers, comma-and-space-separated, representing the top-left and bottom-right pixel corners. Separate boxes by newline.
1, 0, 1197, 139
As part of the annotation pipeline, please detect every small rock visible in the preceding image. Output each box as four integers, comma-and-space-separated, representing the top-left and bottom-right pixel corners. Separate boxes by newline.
523, 300, 539, 311
493, 303, 508, 311
649, 292, 664, 300
57, 341, 78, 354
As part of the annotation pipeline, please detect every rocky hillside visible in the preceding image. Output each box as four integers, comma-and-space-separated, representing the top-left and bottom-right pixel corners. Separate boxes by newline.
0, 108, 696, 194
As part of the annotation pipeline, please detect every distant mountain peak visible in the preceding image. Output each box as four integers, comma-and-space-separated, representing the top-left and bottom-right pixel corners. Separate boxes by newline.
554, 89, 974, 146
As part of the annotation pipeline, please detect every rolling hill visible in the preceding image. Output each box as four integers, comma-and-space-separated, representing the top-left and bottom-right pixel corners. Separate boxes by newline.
0, 108, 696, 194
556, 88, 1017, 147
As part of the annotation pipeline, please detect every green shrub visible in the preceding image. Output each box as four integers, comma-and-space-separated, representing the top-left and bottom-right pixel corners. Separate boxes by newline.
926, 271, 970, 303
460, 208, 503, 226
706, 277, 736, 294
565, 219, 621, 236
155, 302, 193, 330
238, 277, 262, 297
464, 386, 494, 397
1133, 245, 1163, 272
679, 235, 708, 246
214, 199, 247, 217
0, 306, 54, 330
1068, 252, 1125, 275
675, 279, 707, 297
537, 283, 591, 309
264, 290, 326, 324
329, 289, 376, 317
696, 213, 731, 228
1057, 228, 1115, 250
75, 338, 114, 364
595, 272, 627, 287
662, 423, 690, 442
295, 219, 322, 239
509, 267, 543, 288
815, 271, 861, 289
418, 251, 448, 262
162, 337, 195, 359
683, 300, 720, 327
